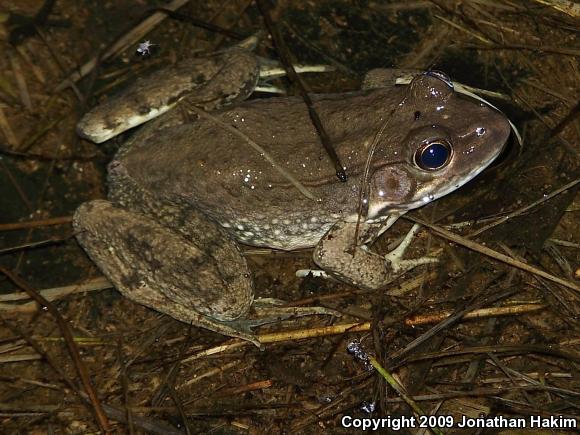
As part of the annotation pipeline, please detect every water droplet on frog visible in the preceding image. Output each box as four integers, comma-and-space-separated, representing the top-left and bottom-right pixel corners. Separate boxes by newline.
464, 145, 476, 155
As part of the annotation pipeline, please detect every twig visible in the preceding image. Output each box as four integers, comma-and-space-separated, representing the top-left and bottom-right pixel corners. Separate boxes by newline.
0, 216, 72, 232
405, 216, 580, 292
0, 159, 33, 211
117, 337, 135, 435
0, 145, 101, 162
402, 344, 580, 365
389, 287, 516, 362
182, 302, 546, 362
177, 361, 239, 389
405, 303, 545, 326
369, 356, 445, 435
151, 8, 246, 40
550, 101, 580, 139
216, 380, 273, 397
383, 386, 580, 402
0, 107, 20, 147
0, 267, 111, 432
8, 52, 32, 112
255, 0, 347, 182
464, 43, 580, 57
0, 235, 68, 255
530, 0, 580, 18
468, 178, 579, 238
0, 276, 110, 310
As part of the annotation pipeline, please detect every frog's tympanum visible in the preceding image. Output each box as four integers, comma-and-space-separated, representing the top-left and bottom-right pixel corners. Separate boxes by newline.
74, 46, 511, 346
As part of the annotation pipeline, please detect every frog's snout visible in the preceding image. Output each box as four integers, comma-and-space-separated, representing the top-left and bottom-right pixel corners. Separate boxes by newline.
461, 105, 511, 162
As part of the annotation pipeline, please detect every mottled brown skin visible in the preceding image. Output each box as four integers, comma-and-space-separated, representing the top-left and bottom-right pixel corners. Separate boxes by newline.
74, 49, 511, 344
114, 73, 510, 249
77, 49, 260, 144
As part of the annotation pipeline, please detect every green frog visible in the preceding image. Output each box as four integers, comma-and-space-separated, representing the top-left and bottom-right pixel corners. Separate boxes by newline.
74, 44, 511, 346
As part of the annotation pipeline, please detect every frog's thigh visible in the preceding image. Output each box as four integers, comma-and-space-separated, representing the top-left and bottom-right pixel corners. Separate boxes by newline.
73, 200, 253, 322
313, 221, 391, 290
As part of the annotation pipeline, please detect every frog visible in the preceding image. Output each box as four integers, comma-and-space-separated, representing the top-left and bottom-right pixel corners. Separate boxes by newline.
73, 42, 511, 347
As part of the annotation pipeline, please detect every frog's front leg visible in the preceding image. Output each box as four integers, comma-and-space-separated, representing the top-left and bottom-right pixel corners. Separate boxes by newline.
312, 219, 437, 290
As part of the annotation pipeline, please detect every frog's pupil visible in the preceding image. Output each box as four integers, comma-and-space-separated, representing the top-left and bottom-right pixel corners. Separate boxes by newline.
417, 142, 450, 170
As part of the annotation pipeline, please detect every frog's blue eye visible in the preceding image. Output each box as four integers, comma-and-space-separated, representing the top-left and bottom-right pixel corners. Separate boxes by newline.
415, 141, 452, 170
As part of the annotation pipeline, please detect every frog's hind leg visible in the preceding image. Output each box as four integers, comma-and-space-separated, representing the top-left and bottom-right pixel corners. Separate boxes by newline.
74, 200, 338, 348
73, 200, 264, 346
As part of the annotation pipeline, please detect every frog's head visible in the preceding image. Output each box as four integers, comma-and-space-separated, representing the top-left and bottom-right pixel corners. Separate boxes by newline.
366, 72, 511, 219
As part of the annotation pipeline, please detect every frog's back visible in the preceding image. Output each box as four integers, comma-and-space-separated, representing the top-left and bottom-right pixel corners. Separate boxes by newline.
110, 89, 402, 249
109, 76, 510, 250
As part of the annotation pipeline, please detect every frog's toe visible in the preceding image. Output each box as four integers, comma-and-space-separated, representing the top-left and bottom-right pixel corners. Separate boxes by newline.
253, 298, 340, 318
226, 299, 340, 333
384, 224, 438, 273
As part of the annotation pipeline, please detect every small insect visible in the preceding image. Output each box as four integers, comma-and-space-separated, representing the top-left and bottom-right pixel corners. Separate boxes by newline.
136, 40, 156, 56
360, 401, 376, 413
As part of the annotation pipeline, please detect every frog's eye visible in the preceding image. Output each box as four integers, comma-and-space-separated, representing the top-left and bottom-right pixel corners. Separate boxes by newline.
414, 140, 452, 171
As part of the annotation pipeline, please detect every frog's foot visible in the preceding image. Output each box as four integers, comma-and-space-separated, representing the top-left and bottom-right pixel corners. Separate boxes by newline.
313, 221, 437, 290
253, 298, 340, 319
385, 224, 438, 274
313, 221, 393, 290
120, 289, 266, 349
225, 298, 340, 333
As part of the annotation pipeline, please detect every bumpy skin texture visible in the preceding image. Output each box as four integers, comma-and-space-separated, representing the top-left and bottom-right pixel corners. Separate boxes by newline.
74, 49, 511, 342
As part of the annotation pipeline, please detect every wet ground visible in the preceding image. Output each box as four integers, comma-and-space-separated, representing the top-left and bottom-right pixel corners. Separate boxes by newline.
0, 0, 578, 433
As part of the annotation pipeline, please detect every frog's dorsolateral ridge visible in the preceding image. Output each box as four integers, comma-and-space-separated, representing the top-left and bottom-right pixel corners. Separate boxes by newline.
74, 47, 511, 345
